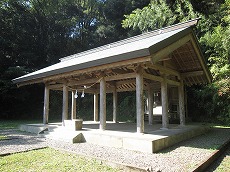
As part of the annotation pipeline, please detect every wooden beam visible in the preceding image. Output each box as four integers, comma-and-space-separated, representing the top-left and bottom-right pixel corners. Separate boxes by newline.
67, 72, 136, 87
68, 78, 99, 87
143, 72, 163, 82
84, 88, 98, 94
181, 70, 204, 77
42, 56, 150, 83
190, 33, 212, 83
116, 79, 136, 86
151, 34, 192, 63
166, 79, 180, 86
146, 63, 180, 77
105, 72, 136, 82
47, 84, 63, 89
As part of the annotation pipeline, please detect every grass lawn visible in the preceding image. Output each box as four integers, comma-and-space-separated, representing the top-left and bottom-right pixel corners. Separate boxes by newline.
0, 148, 119, 172
214, 156, 230, 172
210, 148, 230, 172
0, 119, 42, 130
0, 119, 62, 130
0, 135, 8, 140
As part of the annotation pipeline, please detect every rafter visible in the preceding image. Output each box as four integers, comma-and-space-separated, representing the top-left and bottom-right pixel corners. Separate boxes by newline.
181, 70, 204, 77
151, 34, 192, 63
146, 63, 180, 78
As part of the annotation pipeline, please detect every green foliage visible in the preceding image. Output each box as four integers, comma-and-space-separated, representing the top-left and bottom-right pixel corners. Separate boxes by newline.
117, 92, 136, 122
188, 85, 230, 124
122, 0, 175, 32
200, 25, 230, 81
122, 0, 198, 32
196, 0, 230, 124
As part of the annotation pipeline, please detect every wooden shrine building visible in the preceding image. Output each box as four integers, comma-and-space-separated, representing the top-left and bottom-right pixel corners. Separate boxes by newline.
13, 19, 211, 133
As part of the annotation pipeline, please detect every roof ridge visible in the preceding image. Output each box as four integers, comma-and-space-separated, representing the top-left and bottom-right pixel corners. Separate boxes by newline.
60, 18, 199, 62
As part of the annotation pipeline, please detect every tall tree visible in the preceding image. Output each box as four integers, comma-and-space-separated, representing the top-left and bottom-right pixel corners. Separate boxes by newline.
0, 0, 151, 119
0, 0, 103, 119
122, 0, 197, 32
96, 0, 150, 45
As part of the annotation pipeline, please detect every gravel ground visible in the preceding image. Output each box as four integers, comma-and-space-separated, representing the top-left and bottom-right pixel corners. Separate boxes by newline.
0, 128, 229, 172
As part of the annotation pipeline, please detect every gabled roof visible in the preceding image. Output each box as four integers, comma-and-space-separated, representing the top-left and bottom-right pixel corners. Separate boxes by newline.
12, 19, 211, 85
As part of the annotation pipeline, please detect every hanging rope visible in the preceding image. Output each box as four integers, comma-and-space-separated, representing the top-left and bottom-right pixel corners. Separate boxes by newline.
66, 77, 103, 91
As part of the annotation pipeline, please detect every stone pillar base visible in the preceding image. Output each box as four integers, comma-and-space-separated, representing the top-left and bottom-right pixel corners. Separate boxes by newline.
64, 119, 83, 130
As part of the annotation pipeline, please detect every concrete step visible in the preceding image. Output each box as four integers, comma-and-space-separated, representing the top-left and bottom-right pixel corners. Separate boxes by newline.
39, 127, 84, 143
20, 124, 48, 134
82, 125, 209, 153
82, 131, 123, 148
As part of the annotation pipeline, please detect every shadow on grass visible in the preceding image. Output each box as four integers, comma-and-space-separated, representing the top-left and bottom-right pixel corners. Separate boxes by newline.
207, 147, 230, 171
0, 119, 42, 130
0, 120, 49, 147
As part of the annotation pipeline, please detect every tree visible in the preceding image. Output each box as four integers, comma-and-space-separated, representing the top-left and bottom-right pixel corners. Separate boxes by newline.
198, 0, 230, 123
0, 0, 103, 119
0, 0, 151, 119
122, 0, 197, 32
96, 0, 150, 45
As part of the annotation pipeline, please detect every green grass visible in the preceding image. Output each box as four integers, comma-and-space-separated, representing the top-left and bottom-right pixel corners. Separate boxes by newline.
0, 148, 119, 172
0, 119, 62, 130
211, 125, 230, 129
0, 135, 8, 140
0, 120, 42, 130
206, 122, 230, 128
213, 148, 230, 172
214, 157, 230, 172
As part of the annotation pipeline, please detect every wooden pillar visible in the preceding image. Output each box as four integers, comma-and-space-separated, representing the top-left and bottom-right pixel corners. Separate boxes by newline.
71, 90, 77, 120
43, 86, 50, 124
148, 86, 153, 125
94, 93, 99, 122
161, 76, 169, 129
185, 86, 188, 118
62, 84, 68, 125
100, 77, 106, 130
179, 80, 185, 126
113, 87, 118, 123
136, 68, 144, 133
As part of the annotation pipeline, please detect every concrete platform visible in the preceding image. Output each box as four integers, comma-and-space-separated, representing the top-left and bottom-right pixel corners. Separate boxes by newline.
19, 121, 209, 153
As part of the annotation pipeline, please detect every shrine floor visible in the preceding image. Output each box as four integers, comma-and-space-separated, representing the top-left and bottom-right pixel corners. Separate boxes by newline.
20, 121, 209, 153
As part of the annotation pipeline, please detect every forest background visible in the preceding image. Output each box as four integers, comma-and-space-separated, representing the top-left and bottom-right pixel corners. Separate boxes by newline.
0, 0, 229, 124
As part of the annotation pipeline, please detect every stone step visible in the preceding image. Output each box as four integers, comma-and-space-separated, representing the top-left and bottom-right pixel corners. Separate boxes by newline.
20, 124, 48, 134
39, 126, 84, 143
81, 125, 210, 153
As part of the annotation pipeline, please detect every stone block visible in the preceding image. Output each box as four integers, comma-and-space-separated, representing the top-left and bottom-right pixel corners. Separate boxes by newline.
64, 119, 83, 131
